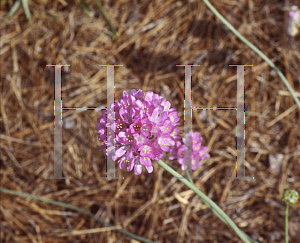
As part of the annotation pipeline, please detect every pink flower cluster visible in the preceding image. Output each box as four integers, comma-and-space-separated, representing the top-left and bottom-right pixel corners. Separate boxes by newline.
287, 5, 300, 37
169, 131, 210, 170
96, 89, 181, 175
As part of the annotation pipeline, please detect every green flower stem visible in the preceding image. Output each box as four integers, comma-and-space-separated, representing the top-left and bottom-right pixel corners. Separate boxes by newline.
157, 160, 258, 243
185, 170, 228, 226
185, 168, 194, 184
201, 0, 300, 111
0, 187, 157, 243
285, 205, 289, 243
185, 170, 255, 243
281, 188, 299, 242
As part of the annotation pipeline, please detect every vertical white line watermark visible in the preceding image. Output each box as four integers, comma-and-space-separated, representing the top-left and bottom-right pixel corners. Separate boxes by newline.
228, 65, 254, 180
177, 64, 255, 180
47, 63, 255, 181
176, 65, 201, 180
98, 65, 123, 180
46, 65, 71, 179
47, 64, 123, 180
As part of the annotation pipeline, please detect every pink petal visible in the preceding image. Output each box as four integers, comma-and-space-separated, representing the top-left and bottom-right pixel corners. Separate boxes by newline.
119, 159, 126, 169
145, 166, 153, 173
134, 165, 142, 175
115, 147, 126, 158
99, 145, 106, 151
127, 160, 134, 172
140, 156, 152, 166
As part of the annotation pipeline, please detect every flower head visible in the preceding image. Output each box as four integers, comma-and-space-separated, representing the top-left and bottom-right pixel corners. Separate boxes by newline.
287, 6, 300, 37
169, 131, 210, 170
282, 189, 299, 207
96, 89, 181, 175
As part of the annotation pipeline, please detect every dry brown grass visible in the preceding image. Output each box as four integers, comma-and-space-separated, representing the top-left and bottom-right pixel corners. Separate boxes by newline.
1, 0, 300, 242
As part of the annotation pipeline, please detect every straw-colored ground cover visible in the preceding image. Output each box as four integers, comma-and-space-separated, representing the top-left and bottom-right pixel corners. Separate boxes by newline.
1, 0, 300, 242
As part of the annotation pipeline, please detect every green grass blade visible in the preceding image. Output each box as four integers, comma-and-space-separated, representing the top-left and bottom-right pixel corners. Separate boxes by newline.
78, 0, 94, 18
4, 0, 21, 19
21, 0, 31, 20
0, 187, 157, 243
201, 0, 300, 111
93, 0, 118, 40
157, 160, 258, 243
